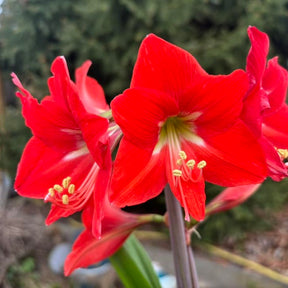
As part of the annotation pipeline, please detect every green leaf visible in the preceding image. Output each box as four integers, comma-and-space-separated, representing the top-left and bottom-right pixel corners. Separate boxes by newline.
109, 234, 161, 288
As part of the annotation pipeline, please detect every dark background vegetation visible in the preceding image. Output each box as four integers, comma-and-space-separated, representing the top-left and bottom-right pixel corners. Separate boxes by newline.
1, 0, 288, 252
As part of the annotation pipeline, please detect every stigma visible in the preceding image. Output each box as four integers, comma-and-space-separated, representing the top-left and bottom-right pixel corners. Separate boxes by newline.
45, 176, 76, 206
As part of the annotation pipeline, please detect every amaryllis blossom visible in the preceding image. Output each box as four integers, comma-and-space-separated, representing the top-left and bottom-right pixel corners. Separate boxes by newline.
13, 56, 117, 238
242, 26, 288, 180
110, 34, 268, 222
64, 197, 149, 276
205, 27, 288, 218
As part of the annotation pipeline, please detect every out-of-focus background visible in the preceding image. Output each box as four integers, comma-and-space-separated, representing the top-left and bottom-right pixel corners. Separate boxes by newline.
1, 0, 288, 287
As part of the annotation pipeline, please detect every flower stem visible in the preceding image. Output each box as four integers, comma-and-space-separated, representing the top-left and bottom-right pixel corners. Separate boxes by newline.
164, 184, 195, 288
187, 244, 199, 288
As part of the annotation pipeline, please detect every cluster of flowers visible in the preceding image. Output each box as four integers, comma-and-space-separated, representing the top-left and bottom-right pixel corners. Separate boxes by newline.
12, 26, 288, 275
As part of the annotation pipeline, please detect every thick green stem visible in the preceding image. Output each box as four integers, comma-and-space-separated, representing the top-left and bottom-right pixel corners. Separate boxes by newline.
164, 184, 194, 288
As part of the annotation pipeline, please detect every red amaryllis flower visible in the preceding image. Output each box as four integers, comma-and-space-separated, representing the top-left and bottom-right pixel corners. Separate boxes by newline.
110, 34, 268, 222
242, 26, 288, 180
12, 57, 114, 238
64, 198, 146, 276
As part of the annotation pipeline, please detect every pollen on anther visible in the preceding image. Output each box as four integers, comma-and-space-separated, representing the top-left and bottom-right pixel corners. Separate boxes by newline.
62, 195, 69, 205
48, 188, 55, 197
197, 160, 207, 169
173, 169, 182, 177
54, 184, 63, 193
68, 184, 75, 194
62, 177, 71, 189
179, 151, 187, 160
186, 159, 196, 168
277, 148, 288, 159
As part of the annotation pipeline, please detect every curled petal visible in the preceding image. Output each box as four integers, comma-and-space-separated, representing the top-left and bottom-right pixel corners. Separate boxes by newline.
75, 60, 109, 114
12, 73, 81, 152
206, 184, 261, 215
246, 26, 269, 86
263, 57, 288, 115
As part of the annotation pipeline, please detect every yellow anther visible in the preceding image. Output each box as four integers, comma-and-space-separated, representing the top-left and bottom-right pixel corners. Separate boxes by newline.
179, 151, 187, 160
48, 188, 55, 197
62, 195, 69, 205
173, 169, 183, 177
197, 160, 207, 169
62, 177, 71, 189
186, 159, 196, 168
54, 184, 63, 193
277, 149, 288, 159
177, 159, 183, 166
68, 184, 75, 194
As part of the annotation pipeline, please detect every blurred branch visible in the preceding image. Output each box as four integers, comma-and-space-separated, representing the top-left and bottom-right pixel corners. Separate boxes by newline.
199, 242, 288, 286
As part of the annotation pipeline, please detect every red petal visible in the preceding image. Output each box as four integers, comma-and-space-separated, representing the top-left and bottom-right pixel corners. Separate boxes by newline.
64, 222, 139, 276
48, 56, 73, 112
263, 104, 288, 149
207, 184, 261, 214
15, 137, 94, 199
263, 57, 288, 115
241, 86, 264, 137
45, 204, 77, 225
68, 83, 110, 167
64, 229, 130, 276
257, 137, 287, 180
131, 34, 207, 101
189, 121, 268, 186
246, 26, 269, 85
241, 27, 270, 136
110, 137, 167, 207
91, 166, 111, 238
166, 144, 206, 221
111, 88, 179, 149
186, 70, 248, 136
11, 73, 81, 153
75, 60, 109, 114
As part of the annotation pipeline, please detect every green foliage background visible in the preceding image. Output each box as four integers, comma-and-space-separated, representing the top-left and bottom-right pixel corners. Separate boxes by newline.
1, 0, 288, 242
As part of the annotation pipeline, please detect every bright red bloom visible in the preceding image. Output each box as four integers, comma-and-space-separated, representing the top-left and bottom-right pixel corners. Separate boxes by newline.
110, 34, 268, 222
64, 197, 144, 276
242, 26, 288, 180
12, 57, 114, 238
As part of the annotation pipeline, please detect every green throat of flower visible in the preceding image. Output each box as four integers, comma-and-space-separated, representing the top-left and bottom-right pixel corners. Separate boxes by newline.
156, 115, 203, 152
